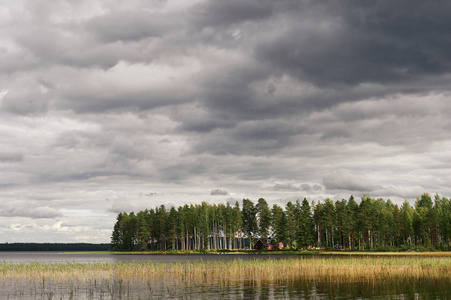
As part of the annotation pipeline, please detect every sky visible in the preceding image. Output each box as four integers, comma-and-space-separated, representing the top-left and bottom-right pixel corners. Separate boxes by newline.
1, 0, 451, 243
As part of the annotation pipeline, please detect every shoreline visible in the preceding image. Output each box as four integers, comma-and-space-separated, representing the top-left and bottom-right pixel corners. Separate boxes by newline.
63, 250, 451, 256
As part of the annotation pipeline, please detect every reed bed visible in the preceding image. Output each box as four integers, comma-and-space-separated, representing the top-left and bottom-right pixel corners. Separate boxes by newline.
2, 256, 451, 283
325, 251, 451, 257
1, 256, 450, 299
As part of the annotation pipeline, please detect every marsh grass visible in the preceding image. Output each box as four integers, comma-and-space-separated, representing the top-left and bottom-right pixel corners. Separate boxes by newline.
1, 256, 450, 299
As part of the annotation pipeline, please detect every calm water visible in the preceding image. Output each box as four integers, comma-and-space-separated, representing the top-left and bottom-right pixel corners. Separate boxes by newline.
0, 251, 302, 264
0, 252, 449, 299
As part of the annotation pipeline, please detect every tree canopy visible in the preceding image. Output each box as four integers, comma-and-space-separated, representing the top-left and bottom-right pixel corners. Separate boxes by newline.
111, 193, 451, 251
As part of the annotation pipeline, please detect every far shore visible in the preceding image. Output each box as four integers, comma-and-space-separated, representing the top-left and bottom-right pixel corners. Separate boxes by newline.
63, 250, 451, 256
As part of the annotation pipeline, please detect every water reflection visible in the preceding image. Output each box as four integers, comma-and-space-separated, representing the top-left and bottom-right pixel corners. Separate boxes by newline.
1, 253, 450, 299
0, 251, 306, 264
127, 277, 450, 299
1, 274, 450, 299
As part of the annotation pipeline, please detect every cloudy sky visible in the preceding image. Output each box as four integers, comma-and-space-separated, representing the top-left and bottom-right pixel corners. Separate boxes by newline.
1, 0, 451, 243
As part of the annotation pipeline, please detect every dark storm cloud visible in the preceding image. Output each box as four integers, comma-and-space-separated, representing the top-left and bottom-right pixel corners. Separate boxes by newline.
216, 119, 301, 155
161, 160, 208, 182
2, 0, 451, 243
211, 189, 228, 196
174, 105, 237, 133
176, 0, 451, 148
191, 0, 277, 29
198, 65, 269, 117
323, 170, 378, 192
178, 117, 235, 133
255, 0, 451, 88
61, 91, 185, 114
190, 129, 288, 156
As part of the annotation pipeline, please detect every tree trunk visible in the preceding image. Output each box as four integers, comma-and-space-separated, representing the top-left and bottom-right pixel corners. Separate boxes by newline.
348, 233, 351, 250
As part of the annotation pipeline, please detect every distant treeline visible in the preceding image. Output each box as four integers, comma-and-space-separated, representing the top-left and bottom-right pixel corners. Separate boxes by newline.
111, 193, 451, 251
0, 243, 111, 252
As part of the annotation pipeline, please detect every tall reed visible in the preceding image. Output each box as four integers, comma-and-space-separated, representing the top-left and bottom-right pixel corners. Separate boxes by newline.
1, 256, 450, 299
2, 256, 450, 282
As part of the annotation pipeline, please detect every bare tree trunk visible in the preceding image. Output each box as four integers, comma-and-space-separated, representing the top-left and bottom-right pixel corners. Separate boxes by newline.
348, 233, 351, 250
317, 224, 321, 247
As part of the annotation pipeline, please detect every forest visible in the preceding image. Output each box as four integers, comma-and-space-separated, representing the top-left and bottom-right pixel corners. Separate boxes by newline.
111, 193, 451, 251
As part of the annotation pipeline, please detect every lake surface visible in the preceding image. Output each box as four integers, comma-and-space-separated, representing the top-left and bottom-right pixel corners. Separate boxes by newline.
0, 252, 450, 299
0, 251, 303, 264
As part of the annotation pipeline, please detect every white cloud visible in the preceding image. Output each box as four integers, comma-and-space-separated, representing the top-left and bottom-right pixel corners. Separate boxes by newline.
0, 205, 62, 219
0, 89, 8, 99
108, 198, 137, 213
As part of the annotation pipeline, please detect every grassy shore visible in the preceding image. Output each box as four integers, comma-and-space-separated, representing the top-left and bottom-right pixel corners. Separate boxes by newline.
1, 256, 450, 298
2, 255, 450, 281
66, 249, 451, 256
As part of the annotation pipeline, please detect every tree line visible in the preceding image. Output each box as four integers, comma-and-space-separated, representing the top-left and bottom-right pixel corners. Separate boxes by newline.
111, 193, 451, 251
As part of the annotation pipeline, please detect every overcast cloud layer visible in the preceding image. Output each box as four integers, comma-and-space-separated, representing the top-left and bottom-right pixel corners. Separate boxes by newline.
1, 0, 451, 243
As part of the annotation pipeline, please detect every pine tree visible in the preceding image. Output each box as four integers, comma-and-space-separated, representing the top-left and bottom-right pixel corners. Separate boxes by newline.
313, 201, 324, 247
199, 202, 210, 250
256, 198, 272, 239
323, 199, 336, 248
400, 200, 414, 245
168, 207, 178, 250
298, 198, 314, 248
271, 204, 287, 246
233, 201, 243, 249
347, 196, 359, 250
137, 210, 150, 250
111, 212, 124, 251
285, 201, 297, 249
242, 199, 257, 248
111, 193, 451, 252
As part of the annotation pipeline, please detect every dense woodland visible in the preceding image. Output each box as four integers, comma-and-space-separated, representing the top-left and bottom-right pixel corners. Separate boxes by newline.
111, 193, 451, 251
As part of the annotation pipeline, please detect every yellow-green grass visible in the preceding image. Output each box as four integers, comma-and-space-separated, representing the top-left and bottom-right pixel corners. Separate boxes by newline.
1, 257, 450, 299
2, 256, 450, 283
320, 251, 451, 256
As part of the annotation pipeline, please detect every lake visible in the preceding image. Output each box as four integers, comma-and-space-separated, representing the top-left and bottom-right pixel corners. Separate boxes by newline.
0, 252, 450, 299
0, 251, 306, 263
